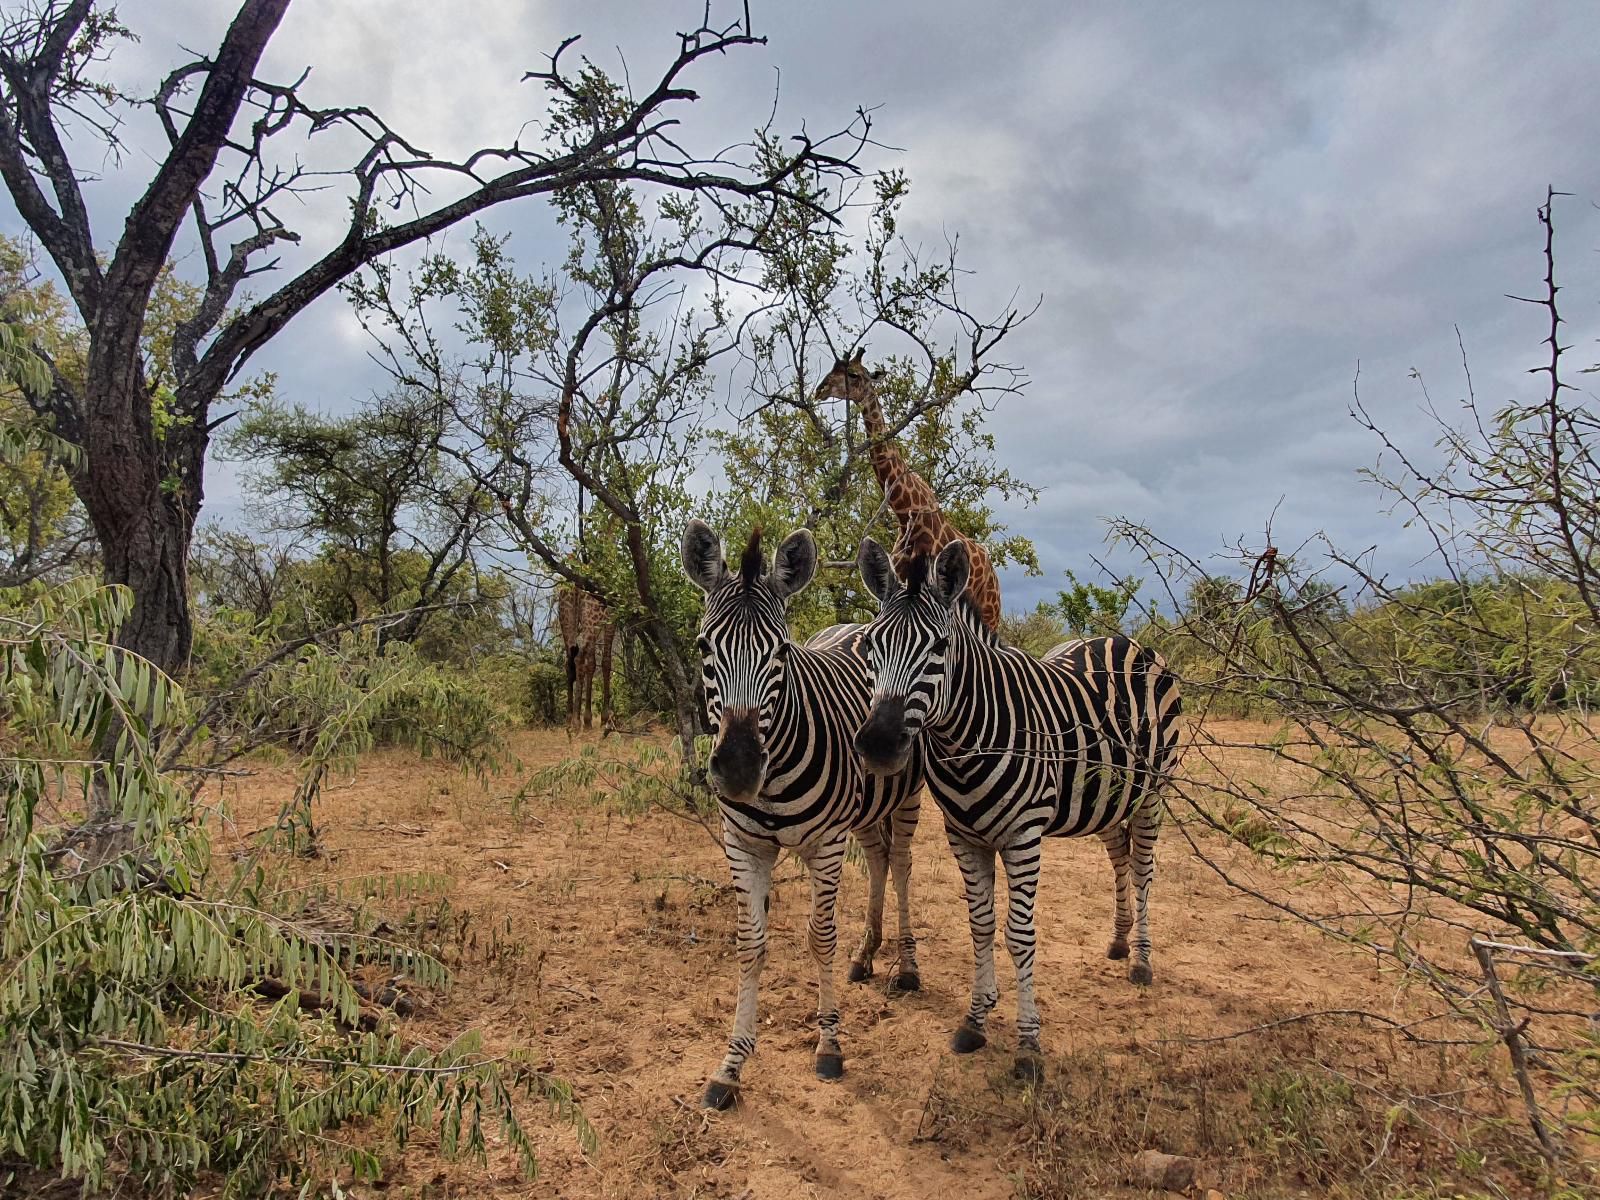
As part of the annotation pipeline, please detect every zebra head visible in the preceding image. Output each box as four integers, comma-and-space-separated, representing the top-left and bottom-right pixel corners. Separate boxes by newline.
681, 519, 818, 804
853, 535, 971, 775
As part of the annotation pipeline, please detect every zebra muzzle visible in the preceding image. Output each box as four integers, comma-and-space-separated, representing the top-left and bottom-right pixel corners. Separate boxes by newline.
854, 696, 914, 776
707, 711, 766, 802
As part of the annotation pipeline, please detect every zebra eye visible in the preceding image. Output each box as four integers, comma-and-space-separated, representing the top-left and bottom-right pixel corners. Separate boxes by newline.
697, 635, 713, 656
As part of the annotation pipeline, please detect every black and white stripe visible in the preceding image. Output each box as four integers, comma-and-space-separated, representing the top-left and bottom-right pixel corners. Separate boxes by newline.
853, 536, 1180, 1077
682, 521, 923, 1110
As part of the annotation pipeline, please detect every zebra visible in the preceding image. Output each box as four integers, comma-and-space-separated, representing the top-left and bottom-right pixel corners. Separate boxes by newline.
681, 520, 924, 1109
851, 536, 1181, 1080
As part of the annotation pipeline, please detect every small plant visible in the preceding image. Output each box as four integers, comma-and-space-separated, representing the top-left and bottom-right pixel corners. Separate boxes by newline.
525, 738, 720, 848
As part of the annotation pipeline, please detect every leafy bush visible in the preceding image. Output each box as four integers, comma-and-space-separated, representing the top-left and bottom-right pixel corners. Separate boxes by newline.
0, 581, 587, 1196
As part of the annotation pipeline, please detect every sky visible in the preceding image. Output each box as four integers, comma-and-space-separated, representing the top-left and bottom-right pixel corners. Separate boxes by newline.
5, 0, 1599, 612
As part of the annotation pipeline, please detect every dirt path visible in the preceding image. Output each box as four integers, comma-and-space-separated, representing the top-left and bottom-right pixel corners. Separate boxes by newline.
218, 727, 1507, 1199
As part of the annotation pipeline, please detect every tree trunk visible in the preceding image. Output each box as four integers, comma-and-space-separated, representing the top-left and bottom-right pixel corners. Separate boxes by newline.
97, 494, 195, 674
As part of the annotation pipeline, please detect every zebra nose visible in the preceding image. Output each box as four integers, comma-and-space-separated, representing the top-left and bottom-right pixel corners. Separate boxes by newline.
708, 713, 764, 800
854, 697, 911, 774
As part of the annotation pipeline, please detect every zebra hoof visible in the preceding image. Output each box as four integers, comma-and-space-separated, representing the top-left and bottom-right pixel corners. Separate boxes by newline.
1013, 1054, 1045, 1085
815, 1052, 845, 1081
1129, 962, 1153, 986
702, 1079, 739, 1110
950, 1022, 987, 1054
890, 971, 921, 993
847, 961, 873, 983
1106, 939, 1129, 960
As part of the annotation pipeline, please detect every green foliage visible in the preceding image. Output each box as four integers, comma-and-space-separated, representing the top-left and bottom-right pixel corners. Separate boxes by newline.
221, 388, 493, 644
712, 172, 1038, 640
0, 581, 584, 1195
1056, 569, 1141, 638
0, 237, 92, 589
997, 603, 1072, 657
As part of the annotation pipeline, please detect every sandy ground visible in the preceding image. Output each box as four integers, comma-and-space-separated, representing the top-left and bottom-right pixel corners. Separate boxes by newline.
213, 723, 1521, 1199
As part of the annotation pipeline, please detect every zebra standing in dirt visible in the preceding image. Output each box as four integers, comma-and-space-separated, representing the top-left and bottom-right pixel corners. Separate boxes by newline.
681, 520, 923, 1109
852, 537, 1181, 1080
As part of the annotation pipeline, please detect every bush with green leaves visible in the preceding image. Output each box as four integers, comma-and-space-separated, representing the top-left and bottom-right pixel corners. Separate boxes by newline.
0, 580, 589, 1196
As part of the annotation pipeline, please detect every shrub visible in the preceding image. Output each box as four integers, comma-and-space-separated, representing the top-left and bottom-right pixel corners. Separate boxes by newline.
0, 580, 587, 1196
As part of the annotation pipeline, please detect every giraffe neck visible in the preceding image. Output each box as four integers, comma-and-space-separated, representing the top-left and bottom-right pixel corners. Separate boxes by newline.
854, 382, 908, 500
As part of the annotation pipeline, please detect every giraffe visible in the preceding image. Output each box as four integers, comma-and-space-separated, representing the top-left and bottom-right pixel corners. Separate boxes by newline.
555, 583, 616, 731
814, 348, 1004, 631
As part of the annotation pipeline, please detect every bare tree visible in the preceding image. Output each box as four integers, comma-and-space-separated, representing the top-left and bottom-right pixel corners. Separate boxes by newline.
1112, 192, 1600, 1157
0, 0, 863, 681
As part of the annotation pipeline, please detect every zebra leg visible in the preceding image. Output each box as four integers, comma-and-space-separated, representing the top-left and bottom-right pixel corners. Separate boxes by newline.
704, 834, 779, 1110
947, 829, 998, 1054
1099, 822, 1134, 960
846, 820, 889, 984
888, 794, 921, 992
999, 839, 1045, 1082
1127, 802, 1162, 986
803, 835, 849, 1080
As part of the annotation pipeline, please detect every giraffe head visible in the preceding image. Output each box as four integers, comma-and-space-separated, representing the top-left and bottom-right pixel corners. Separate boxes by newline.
853, 535, 971, 776
813, 346, 884, 404
682, 519, 818, 804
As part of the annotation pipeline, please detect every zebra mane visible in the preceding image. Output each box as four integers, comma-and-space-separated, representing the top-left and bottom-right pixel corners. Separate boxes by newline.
905, 552, 932, 600
740, 527, 764, 589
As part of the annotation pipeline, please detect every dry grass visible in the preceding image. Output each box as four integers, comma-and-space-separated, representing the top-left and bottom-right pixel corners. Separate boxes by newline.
201, 723, 1598, 1199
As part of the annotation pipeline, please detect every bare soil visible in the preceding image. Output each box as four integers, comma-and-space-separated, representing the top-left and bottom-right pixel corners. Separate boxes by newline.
213, 722, 1556, 1199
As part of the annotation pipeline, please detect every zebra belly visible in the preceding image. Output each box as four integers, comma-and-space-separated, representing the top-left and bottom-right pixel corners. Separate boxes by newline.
923, 745, 1148, 846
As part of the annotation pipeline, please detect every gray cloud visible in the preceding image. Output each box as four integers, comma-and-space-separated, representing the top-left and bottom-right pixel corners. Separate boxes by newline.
4, 1, 1598, 611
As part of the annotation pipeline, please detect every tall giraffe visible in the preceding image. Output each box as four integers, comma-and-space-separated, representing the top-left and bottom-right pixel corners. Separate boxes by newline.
555, 583, 615, 731
814, 349, 1004, 630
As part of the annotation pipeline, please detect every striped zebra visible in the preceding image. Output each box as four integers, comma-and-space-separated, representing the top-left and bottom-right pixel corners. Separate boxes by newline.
852, 536, 1181, 1079
681, 520, 923, 1109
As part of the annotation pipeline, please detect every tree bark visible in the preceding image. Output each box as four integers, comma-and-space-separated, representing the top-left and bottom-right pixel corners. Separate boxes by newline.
98, 486, 196, 671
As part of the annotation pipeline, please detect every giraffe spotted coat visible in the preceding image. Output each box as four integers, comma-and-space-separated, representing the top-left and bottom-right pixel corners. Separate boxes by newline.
814, 349, 1004, 631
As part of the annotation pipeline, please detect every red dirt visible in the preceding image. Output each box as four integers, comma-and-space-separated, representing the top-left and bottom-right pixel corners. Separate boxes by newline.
212, 723, 1517, 1199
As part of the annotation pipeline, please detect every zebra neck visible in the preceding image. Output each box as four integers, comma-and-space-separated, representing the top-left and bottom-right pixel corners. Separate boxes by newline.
763, 640, 810, 745
927, 599, 997, 735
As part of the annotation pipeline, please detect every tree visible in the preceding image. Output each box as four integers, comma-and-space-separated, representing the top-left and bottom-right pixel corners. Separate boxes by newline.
711, 169, 1039, 637
0, 234, 91, 588
1056, 569, 1141, 638
0, 1, 864, 680
224, 387, 494, 646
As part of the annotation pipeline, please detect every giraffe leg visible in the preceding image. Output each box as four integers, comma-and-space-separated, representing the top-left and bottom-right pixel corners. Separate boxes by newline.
947, 827, 998, 1053
1127, 802, 1162, 986
1000, 838, 1045, 1081
803, 835, 848, 1080
1099, 821, 1134, 960
564, 646, 578, 733
599, 630, 614, 732
580, 653, 594, 731
704, 832, 778, 1109
847, 820, 888, 984
888, 793, 921, 991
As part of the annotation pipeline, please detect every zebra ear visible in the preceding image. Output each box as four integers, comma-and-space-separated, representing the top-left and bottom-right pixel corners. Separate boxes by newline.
858, 537, 898, 604
767, 529, 817, 600
681, 519, 726, 593
934, 538, 971, 606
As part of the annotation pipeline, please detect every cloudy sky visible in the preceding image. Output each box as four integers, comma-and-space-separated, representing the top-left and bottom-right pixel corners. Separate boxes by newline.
6, 1, 1599, 611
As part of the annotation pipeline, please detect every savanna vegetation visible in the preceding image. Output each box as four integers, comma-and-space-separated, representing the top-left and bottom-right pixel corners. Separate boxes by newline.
0, 2, 1597, 1197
